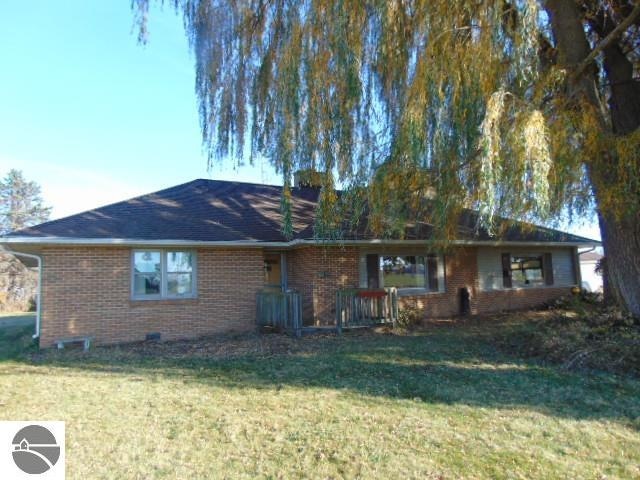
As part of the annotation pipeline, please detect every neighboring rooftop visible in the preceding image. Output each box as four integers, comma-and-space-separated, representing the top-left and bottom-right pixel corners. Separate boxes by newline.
3, 179, 598, 245
580, 251, 604, 262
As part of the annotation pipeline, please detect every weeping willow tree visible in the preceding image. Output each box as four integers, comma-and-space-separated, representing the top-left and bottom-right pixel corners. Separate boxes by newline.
133, 0, 640, 315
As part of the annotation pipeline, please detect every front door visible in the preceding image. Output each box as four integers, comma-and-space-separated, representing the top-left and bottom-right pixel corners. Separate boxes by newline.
264, 253, 283, 290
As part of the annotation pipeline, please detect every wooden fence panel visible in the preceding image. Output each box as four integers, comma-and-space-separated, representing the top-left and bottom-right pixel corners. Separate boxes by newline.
256, 289, 302, 337
336, 288, 398, 333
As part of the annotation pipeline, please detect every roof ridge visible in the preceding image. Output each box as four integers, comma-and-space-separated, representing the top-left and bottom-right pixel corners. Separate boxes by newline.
196, 178, 284, 189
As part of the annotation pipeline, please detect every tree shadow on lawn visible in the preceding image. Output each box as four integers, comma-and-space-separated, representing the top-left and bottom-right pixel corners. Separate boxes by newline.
12, 327, 640, 428
0, 325, 37, 360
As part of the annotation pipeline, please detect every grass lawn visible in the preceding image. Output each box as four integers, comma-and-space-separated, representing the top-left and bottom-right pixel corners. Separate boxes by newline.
0, 311, 36, 327
0, 311, 36, 318
1, 321, 639, 479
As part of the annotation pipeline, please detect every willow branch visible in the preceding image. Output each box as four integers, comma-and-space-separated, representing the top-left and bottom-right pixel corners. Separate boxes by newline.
572, 2, 640, 82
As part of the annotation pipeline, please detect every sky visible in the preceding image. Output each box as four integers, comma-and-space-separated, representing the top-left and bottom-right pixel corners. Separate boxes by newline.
0, 1, 279, 220
0, 1, 600, 241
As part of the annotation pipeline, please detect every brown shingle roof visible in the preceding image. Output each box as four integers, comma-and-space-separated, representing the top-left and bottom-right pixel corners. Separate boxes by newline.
580, 251, 603, 262
5, 179, 597, 244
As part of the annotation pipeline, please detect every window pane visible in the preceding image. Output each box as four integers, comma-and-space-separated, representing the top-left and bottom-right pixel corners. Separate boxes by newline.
380, 256, 426, 288
167, 273, 193, 296
525, 268, 543, 282
134, 251, 161, 274
133, 274, 161, 295
511, 269, 526, 285
522, 259, 541, 270
167, 252, 193, 272
511, 255, 544, 287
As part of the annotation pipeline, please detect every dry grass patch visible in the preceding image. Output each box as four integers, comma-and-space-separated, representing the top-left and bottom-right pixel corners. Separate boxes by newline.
487, 296, 640, 376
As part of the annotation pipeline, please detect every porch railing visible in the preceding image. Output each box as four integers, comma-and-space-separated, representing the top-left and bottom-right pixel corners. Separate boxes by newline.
335, 287, 398, 333
256, 289, 302, 337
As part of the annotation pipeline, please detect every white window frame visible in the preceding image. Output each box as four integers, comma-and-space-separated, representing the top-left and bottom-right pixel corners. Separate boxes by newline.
359, 251, 446, 296
131, 249, 197, 300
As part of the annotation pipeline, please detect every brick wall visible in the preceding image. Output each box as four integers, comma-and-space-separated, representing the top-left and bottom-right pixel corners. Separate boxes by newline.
286, 245, 573, 323
286, 246, 360, 325
285, 246, 479, 323
40, 247, 264, 346
39, 245, 573, 346
475, 287, 572, 314
398, 247, 479, 317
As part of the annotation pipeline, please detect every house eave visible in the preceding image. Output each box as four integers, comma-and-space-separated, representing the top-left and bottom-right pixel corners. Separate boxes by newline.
324, 239, 600, 247
0, 236, 601, 249
0, 237, 291, 248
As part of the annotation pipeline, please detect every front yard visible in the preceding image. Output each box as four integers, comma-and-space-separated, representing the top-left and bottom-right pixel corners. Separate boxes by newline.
1, 318, 639, 479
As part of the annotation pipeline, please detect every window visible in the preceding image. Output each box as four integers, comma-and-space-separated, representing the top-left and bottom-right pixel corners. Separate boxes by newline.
167, 252, 195, 296
132, 250, 196, 299
365, 254, 442, 293
511, 255, 544, 287
133, 251, 161, 296
501, 252, 553, 288
381, 256, 427, 289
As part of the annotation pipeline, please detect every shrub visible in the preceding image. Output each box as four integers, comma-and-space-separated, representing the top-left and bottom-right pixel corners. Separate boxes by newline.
397, 304, 423, 329
494, 297, 640, 376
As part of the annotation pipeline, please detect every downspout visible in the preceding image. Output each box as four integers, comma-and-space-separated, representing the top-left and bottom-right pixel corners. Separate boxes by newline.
575, 247, 597, 289
1, 248, 42, 339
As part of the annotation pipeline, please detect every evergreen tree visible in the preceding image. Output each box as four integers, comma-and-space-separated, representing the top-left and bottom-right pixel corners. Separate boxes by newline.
0, 169, 51, 234
0, 170, 49, 311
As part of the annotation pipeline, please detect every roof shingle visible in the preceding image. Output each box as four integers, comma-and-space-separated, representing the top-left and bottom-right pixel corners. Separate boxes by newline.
5, 179, 597, 245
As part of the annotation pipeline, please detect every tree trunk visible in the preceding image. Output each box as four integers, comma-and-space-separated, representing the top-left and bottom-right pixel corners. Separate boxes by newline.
598, 212, 640, 314
545, 0, 640, 316
596, 22, 640, 315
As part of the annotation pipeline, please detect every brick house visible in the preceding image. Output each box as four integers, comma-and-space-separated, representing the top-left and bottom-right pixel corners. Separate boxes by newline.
1, 178, 598, 346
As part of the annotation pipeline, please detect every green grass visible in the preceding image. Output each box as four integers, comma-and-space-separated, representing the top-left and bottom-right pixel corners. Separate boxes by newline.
1, 323, 639, 479
0, 311, 36, 318
0, 324, 37, 359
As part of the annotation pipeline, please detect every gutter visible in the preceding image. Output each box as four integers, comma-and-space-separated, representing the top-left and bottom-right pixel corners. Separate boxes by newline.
0, 236, 602, 248
577, 246, 597, 256
0, 247, 42, 340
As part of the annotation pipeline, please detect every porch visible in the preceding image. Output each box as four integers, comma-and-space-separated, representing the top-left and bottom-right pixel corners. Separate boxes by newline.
256, 287, 398, 336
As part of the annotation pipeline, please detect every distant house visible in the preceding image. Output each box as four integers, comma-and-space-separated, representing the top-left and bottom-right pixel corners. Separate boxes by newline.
579, 250, 604, 293
0, 177, 599, 346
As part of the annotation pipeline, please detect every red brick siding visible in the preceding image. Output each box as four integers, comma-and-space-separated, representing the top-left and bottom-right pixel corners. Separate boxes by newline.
398, 247, 479, 317
287, 246, 572, 323
40, 247, 264, 346
475, 287, 572, 314
39, 245, 573, 346
286, 247, 359, 325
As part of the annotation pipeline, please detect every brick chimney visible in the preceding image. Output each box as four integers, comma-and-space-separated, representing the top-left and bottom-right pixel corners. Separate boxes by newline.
293, 168, 324, 188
